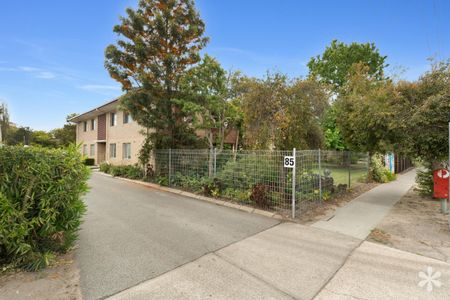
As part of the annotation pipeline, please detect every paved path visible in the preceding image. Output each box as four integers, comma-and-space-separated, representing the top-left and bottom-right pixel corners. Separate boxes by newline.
76, 173, 279, 300
312, 169, 416, 239
110, 223, 450, 300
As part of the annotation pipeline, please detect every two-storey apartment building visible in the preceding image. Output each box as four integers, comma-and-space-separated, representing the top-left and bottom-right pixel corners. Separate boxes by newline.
70, 99, 146, 165
71, 98, 238, 165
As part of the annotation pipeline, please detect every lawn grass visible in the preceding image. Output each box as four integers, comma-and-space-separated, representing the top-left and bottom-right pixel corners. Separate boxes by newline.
310, 165, 367, 187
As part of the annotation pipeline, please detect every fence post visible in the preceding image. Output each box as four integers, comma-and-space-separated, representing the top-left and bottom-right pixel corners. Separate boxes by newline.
168, 149, 172, 186
318, 149, 322, 202
348, 151, 351, 189
213, 148, 217, 177
292, 148, 296, 219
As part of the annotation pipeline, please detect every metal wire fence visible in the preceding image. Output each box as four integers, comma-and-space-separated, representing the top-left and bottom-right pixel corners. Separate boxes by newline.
152, 149, 369, 217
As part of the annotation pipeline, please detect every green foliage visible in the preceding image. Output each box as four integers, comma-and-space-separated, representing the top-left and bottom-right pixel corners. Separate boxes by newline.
179, 55, 241, 150
99, 162, 111, 173
102, 164, 144, 180
415, 162, 433, 196
370, 154, 396, 183
308, 39, 387, 92
399, 60, 449, 163
322, 105, 347, 150
0, 145, 89, 271
4, 114, 76, 148
335, 64, 402, 154
105, 0, 209, 163
0, 102, 10, 143
83, 158, 95, 166
241, 73, 328, 149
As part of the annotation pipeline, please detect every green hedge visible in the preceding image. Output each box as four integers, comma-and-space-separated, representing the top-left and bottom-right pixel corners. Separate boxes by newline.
100, 163, 144, 180
83, 158, 95, 166
0, 145, 90, 271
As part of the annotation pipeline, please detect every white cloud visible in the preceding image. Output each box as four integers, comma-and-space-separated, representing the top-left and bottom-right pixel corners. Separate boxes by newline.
19, 66, 41, 72
36, 71, 56, 79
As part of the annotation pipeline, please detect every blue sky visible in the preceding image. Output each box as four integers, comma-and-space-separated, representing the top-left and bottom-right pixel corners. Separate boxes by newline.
0, 0, 448, 130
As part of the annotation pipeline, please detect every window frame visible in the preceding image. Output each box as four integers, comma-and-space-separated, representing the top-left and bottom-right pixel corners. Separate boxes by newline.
91, 119, 96, 131
90, 144, 95, 157
110, 112, 117, 126
122, 143, 131, 160
83, 144, 88, 156
123, 112, 132, 124
109, 143, 117, 158
83, 121, 87, 132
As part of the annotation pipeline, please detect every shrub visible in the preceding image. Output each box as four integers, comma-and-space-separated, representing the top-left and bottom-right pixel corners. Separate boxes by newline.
83, 158, 95, 166
370, 154, 396, 183
99, 162, 111, 173
0, 145, 89, 271
109, 164, 143, 180
416, 162, 433, 196
250, 184, 270, 208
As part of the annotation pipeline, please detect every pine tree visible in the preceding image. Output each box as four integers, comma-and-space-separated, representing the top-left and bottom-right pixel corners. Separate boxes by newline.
105, 0, 209, 164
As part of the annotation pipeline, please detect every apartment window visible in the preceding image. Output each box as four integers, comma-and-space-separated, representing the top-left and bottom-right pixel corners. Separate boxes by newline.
91, 119, 96, 131
123, 112, 132, 124
83, 144, 88, 156
109, 143, 116, 158
90, 144, 95, 156
110, 112, 117, 126
83, 121, 87, 132
122, 143, 131, 159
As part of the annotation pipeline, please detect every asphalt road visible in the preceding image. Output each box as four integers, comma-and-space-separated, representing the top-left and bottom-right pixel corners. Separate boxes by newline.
76, 172, 279, 300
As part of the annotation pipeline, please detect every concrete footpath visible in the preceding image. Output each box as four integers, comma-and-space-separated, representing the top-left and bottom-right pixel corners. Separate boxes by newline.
108, 168, 450, 300
313, 169, 416, 239
109, 223, 450, 300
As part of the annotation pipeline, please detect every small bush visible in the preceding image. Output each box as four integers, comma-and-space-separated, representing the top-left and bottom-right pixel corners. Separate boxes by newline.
83, 158, 95, 166
99, 162, 111, 173
370, 154, 396, 183
109, 165, 143, 180
0, 145, 89, 271
250, 184, 270, 208
416, 163, 433, 196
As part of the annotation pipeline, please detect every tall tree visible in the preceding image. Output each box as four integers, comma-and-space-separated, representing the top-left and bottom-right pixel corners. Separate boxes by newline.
400, 60, 450, 164
241, 73, 327, 150
179, 55, 241, 151
105, 0, 208, 164
334, 63, 401, 155
0, 103, 9, 145
308, 40, 387, 93
51, 113, 77, 147
307, 40, 387, 150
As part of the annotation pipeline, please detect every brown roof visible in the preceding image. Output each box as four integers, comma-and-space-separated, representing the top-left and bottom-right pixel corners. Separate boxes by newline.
69, 98, 119, 123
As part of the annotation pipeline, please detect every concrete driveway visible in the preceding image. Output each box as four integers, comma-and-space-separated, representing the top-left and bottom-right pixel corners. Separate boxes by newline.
76, 172, 279, 300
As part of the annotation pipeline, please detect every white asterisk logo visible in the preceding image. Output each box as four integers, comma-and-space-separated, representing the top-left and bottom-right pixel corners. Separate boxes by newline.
418, 266, 442, 292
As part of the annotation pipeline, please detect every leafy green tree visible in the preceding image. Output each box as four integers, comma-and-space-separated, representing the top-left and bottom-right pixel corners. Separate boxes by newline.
31, 131, 57, 148
308, 40, 387, 92
335, 63, 401, 155
241, 73, 287, 149
179, 55, 241, 150
241, 73, 327, 150
51, 114, 77, 147
105, 0, 208, 164
277, 79, 328, 149
322, 105, 346, 150
400, 60, 449, 164
5, 126, 32, 146
0, 103, 9, 144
